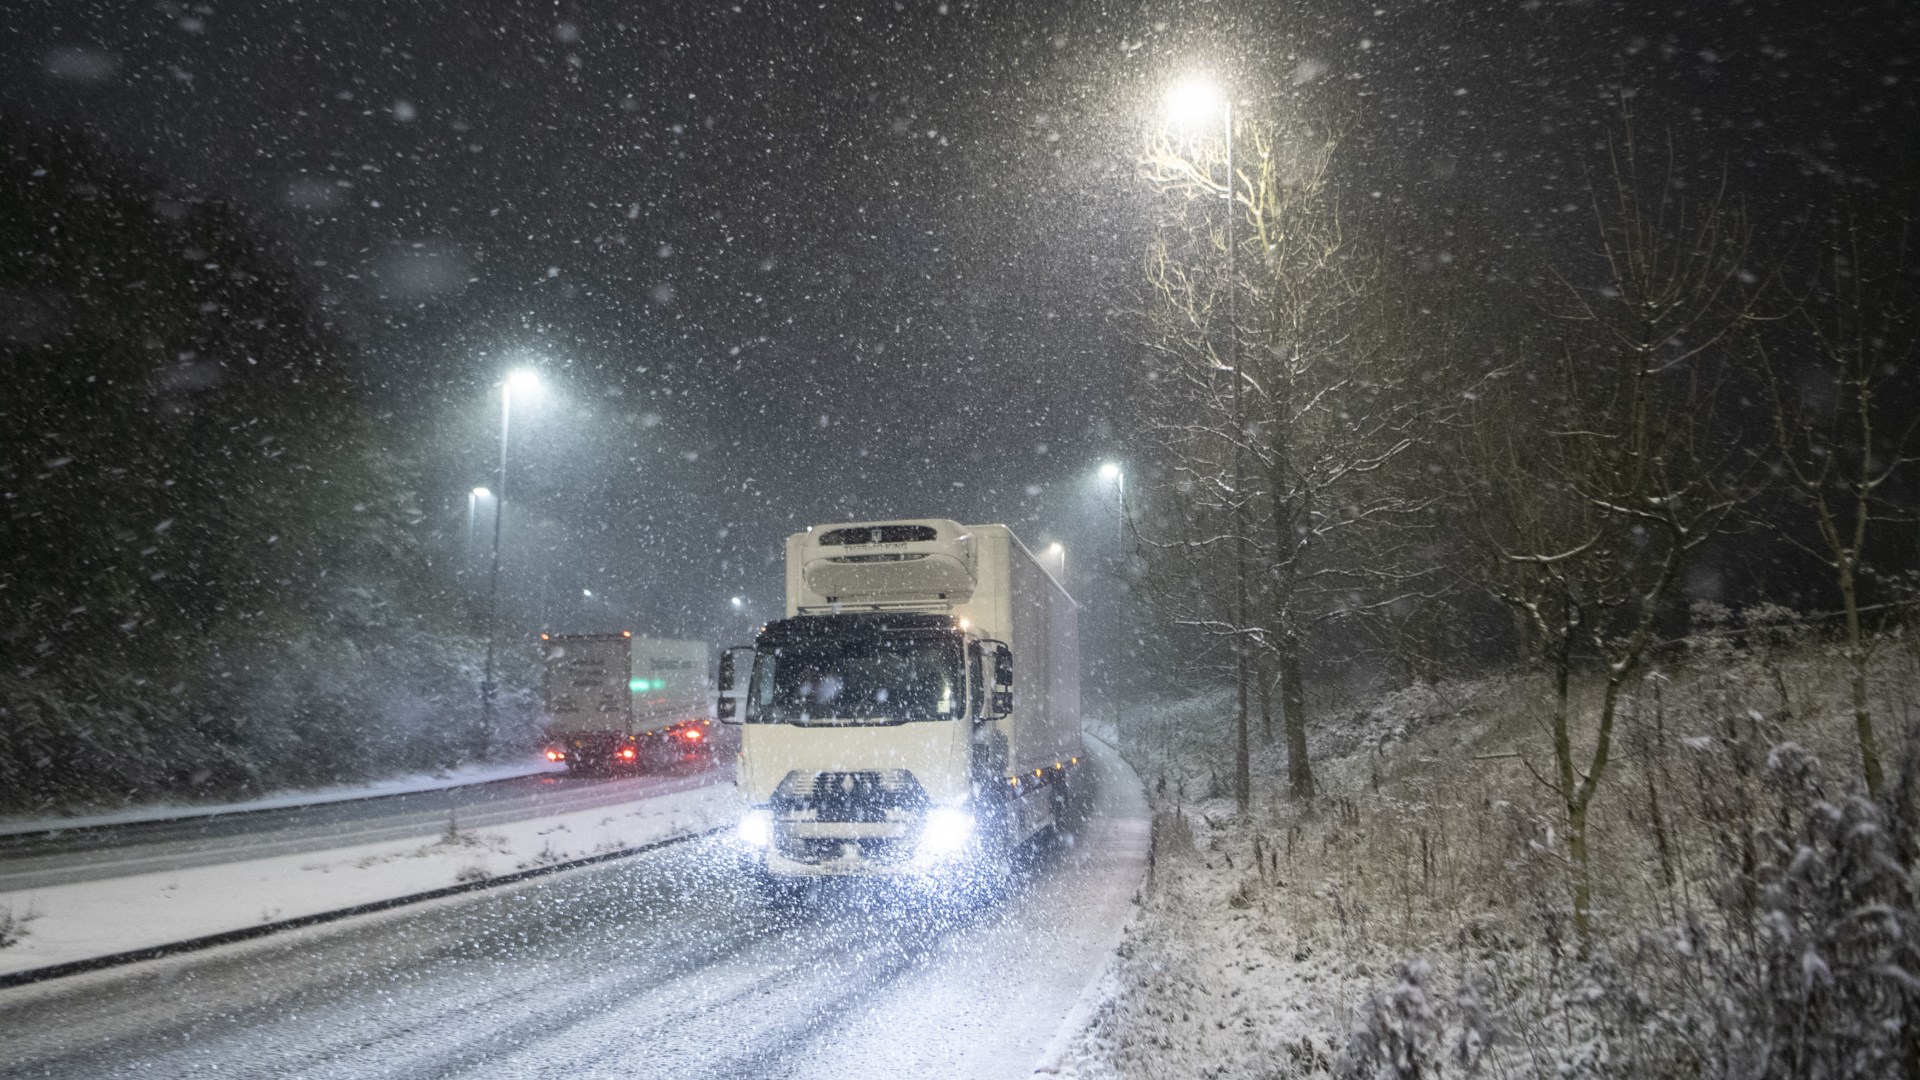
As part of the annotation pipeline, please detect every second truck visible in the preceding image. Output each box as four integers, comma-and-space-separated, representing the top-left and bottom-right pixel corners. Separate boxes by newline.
541, 633, 713, 772
718, 518, 1081, 890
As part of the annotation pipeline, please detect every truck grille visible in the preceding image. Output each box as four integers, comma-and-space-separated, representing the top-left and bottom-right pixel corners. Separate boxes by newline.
777, 836, 914, 864
772, 770, 927, 823
826, 553, 926, 564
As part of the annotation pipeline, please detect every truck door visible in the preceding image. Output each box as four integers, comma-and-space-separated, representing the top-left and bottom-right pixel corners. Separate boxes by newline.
968, 639, 1012, 785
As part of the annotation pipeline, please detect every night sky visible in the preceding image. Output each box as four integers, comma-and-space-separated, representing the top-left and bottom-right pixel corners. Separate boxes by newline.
5, 0, 1913, 654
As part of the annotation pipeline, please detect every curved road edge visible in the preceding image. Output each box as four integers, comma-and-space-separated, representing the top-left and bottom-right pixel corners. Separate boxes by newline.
1028, 730, 1149, 1076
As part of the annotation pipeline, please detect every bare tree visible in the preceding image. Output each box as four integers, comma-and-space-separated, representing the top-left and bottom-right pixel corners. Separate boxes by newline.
1747, 214, 1918, 798
1467, 123, 1749, 952
1135, 102, 1456, 805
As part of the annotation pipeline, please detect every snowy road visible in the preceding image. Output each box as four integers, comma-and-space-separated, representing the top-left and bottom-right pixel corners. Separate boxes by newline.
0, 741, 1147, 1079
0, 766, 729, 893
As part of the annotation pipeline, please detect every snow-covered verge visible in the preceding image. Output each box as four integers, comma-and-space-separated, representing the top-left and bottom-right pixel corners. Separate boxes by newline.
1050, 629, 1920, 1078
0, 782, 735, 977
0, 756, 565, 837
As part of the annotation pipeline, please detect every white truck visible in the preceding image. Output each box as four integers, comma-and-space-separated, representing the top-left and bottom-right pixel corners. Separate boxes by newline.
540, 633, 713, 772
718, 519, 1080, 889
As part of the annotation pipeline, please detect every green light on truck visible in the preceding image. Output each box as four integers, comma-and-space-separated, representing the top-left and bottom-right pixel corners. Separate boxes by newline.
630, 678, 665, 692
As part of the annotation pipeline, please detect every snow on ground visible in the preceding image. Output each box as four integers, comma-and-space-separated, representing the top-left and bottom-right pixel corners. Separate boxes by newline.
0, 757, 567, 838
798, 735, 1151, 1080
1047, 640, 1920, 1078
0, 781, 734, 976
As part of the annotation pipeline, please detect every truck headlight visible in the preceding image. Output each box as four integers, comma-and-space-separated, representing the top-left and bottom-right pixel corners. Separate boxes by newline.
918, 806, 974, 857
738, 808, 773, 847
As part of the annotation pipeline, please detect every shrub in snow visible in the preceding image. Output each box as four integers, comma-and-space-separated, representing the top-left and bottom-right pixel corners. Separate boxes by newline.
1745, 794, 1919, 1077
1337, 960, 1495, 1079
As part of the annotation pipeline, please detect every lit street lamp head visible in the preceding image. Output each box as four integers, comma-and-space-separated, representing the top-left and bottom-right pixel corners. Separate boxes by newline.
506, 368, 542, 397
472, 486, 491, 499
1163, 76, 1225, 132
1098, 462, 1123, 484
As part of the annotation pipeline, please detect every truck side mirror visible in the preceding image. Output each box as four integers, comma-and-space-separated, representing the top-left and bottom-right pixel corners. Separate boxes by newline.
994, 643, 1014, 716
973, 639, 1013, 721
716, 646, 754, 724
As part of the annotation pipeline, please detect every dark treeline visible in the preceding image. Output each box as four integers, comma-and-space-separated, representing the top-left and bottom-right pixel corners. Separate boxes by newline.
0, 117, 513, 814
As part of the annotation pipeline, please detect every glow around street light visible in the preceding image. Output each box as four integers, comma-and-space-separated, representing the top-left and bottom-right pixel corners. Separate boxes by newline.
1163, 76, 1225, 131
730, 596, 745, 609
1098, 462, 1123, 484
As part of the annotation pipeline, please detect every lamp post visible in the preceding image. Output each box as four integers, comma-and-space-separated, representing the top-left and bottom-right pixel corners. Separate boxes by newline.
1166, 76, 1250, 807
479, 369, 541, 758
1095, 461, 1129, 746
467, 486, 491, 555
1098, 461, 1125, 541
1044, 541, 1067, 582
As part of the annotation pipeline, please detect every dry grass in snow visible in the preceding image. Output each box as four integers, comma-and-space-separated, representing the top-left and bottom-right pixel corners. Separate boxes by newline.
1057, 618, 1920, 1079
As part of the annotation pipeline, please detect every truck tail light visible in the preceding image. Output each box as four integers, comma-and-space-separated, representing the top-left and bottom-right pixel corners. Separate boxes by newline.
620, 747, 636, 760
546, 749, 563, 761
682, 728, 703, 742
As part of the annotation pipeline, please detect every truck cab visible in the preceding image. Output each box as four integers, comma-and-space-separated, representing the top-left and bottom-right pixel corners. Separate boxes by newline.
721, 519, 1078, 884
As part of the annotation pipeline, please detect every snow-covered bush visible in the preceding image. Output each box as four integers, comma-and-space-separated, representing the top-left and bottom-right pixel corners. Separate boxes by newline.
1068, 628, 1920, 1080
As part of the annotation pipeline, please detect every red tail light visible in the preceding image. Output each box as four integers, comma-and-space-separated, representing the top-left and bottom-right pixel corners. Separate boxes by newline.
682, 729, 703, 742
620, 747, 636, 760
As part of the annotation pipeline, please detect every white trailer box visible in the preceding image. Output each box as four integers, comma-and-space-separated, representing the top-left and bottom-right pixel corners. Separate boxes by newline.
727, 519, 1080, 882
540, 633, 633, 738
630, 637, 709, 733
541, 633, 714, 771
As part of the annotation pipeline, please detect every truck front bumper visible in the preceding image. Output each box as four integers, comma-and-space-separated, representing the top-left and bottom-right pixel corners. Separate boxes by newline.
740, 806, 976, 878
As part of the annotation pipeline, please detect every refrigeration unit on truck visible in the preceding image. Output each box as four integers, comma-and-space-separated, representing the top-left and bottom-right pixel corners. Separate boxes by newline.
540, 632, 712, 772
717, 518, 1081, 886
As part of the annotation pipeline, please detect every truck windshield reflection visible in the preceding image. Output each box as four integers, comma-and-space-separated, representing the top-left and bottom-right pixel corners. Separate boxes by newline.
747, 638, 962, 723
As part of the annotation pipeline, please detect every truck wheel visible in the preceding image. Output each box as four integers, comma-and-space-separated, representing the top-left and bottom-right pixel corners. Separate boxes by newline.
962, 807, 1017, 906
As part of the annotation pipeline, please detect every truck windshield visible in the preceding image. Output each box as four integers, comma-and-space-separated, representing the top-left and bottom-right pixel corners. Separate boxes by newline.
746, 636, 962, 724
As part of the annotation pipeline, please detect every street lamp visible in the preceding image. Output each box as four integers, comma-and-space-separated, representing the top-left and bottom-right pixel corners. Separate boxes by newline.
1163, 74, 1251, 805
480, 368, 542, 757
